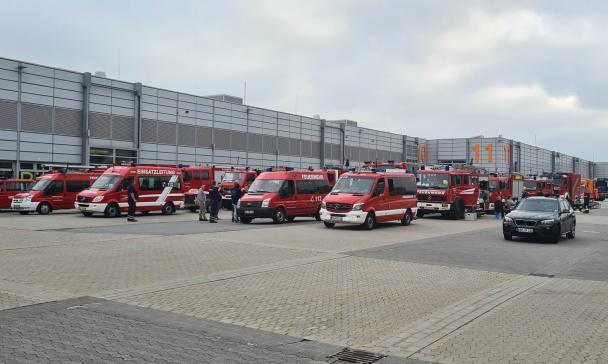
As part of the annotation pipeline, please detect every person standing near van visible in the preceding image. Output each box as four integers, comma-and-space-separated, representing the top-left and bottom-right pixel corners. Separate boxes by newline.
494, 194, 504, 220
197, 185, 208, 222
208, 181, 221, 223
126, 180, 138, 222
231, 182, 242, 222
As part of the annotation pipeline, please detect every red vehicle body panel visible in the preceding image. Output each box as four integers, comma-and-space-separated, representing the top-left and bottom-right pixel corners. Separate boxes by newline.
0, 179, 31, 209
75, 165, 184, 217
416, 169, 481, 219
11, 171, 102, 214
319, 170, 417, 226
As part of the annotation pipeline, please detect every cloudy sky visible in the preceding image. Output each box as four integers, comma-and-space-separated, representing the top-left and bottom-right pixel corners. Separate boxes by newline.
2, 0, 607, 160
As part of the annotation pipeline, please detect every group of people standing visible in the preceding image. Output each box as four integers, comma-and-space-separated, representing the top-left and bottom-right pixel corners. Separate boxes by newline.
196, 181, 243, 223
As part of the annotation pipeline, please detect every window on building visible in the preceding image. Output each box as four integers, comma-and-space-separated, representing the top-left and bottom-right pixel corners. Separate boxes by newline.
90, 148, 137, 165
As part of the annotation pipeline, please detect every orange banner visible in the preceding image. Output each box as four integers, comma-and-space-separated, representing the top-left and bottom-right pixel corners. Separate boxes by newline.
486, 144, 493, 163
503, 144, 511, 164
473, 144, 480, 163
418, 144, 427, 163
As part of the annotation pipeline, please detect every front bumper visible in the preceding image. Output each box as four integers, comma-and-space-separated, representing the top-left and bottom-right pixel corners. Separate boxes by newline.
417, 202, 451, 212
237, 206, 275, 219
503, 221, 560, 238
319, 208, 366, 224
74, 202, 108, 213
11, 200, 40, 211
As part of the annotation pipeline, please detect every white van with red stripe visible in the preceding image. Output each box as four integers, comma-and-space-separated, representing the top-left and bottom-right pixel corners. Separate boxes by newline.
75, 165, 184, 217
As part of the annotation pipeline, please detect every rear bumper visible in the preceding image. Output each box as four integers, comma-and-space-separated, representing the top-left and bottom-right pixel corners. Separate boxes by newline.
417, 202, 451, 212
237, 207, 275, 219
10, 200, 39, 211
319, 208, 366, 224
503, 222, 560, 238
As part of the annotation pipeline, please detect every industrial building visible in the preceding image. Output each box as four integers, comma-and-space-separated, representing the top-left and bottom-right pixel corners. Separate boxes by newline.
0, 56, 605, 180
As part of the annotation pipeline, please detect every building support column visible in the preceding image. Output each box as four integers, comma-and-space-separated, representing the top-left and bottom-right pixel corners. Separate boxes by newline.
134, 82, 142, 163
81, 72, 91, 166
319, 120, 326, 167
340, 123, 346, 165
402, 135, 407, 164
15, 63, 25, 178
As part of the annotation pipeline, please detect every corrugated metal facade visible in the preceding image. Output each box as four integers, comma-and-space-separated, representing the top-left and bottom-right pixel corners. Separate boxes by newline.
0, 56, 601, 179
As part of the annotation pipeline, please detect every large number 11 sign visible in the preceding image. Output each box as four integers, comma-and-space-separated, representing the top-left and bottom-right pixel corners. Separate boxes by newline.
473, 143, 493, 163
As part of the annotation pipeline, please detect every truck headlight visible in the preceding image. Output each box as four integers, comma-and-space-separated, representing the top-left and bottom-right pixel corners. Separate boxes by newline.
261, 198, 271, 208
352, 202, 364, 211
23, 195, 32, 202
540, 219, 555, 225
92, 196, 104, 203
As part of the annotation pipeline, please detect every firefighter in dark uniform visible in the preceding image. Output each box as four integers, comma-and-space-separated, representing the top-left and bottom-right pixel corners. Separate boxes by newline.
126, 180, 138, 222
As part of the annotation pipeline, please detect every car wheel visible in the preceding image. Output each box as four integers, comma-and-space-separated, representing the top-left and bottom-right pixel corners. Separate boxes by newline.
362, 212, 376, 230
401, 209, 413, 226
161, 202, 175, 215
503, 233, 513, 241
324, 222, 335, 228
566, 224, 576, 239
82, 212, 94, 217
272, 207, 286, 224
240, 217, 252, 224
37, 202, 52, 215
104, 203, 120, 218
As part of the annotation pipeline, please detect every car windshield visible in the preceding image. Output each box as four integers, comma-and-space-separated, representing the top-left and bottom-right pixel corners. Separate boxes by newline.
223, 172, 243, 182
331, 176, 375, 194
524, 181, 537, 189
517, 199, 558, 212
91, 174, 122, 190
30, 179, 51, 191
248, 179, 284, 193
418, 173, 449, 188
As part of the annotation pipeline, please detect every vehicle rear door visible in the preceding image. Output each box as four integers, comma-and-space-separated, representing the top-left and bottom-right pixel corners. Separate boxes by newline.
560, 199, 574, 232
387, 177, 407, 220
0, 181, 7, 208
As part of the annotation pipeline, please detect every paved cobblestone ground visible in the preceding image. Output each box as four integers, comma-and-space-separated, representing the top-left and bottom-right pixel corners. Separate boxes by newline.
121, 256, 516, 347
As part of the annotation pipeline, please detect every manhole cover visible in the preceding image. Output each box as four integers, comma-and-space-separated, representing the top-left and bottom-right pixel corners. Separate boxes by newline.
329, 348, 385, 364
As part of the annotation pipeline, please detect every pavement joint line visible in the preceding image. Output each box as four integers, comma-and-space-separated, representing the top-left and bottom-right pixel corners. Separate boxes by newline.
0, 234, 159, 252
99, 253, 348, 300
360, 275, 550, 358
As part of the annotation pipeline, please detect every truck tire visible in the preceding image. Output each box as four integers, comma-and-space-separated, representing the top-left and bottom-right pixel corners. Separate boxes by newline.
37, 202, 52, 215
104, 203, 120, 218
324, 222, 335, 228
362, 212, 376, 230
401, 209, 413, 226
161, 202, 175, 215
452, 200, 464, 220
272, 207, 287, 224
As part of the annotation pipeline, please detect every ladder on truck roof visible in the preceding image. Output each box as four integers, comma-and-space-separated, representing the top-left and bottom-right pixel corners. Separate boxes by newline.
41, 164, 108, 173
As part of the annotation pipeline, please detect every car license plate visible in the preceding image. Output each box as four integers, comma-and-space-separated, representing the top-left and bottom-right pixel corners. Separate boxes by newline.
517, 228, 534, 233
245, 210, 254, 214
330, 216, 343, 222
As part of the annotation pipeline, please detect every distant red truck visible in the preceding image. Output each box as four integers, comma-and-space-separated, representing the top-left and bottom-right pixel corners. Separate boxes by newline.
0, 179, 31, 210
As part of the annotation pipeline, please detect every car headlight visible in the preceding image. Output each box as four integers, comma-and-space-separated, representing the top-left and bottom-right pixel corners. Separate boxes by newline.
92, 196, 104, 203
23, 195, 33, 202
540, 219, 555, 225
352, 202, 364, 211
321, 201, 326, 209
261, 198, 271, 208
504, 216, 513, 223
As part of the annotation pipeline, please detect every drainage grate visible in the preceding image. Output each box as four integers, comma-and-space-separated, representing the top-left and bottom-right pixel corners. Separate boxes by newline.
529, 273, 554, 278
329, 348, 385, 364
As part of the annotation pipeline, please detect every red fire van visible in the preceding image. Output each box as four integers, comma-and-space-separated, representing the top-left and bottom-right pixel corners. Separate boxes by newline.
320, 170, 418, 229
0, 179, 31, 210
236, 169, 332, 224
75, 165, 184, 217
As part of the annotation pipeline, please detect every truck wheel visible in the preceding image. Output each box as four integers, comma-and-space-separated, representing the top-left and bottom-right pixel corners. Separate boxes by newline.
161, 202, 175, 215
188, 206, 197, 213
272, 207, 287, 224
362, 212, 376, 230
37, 202, 52, 215
240, 217, 252, 224
452, 200, 464, 220
324, 222, 335, 228
82, 212, 94, 217
401, 209, 413, 226
104, 203, 120, 218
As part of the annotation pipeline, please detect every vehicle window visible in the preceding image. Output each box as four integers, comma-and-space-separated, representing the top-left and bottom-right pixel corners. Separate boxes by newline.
202, 170, 210, 180
47, 180, 64, 194
223, 172, 243, 182
247, 174, 256, 182
488, 181, 497, 192
388, 178, 407, 196
0, 183, 3, 192
470, 176, 478, 185
463, 176, 469, 185
561, 200, 571, 212
66, 180, 90, 192
183, 171, 192, 182
249, 179, 284, 193
374, 178, 385, 196
5, 182, 23, 192
327, 172, 335, 184
91, 174, 122, 190
117, 177, 134, 192
517, 199, 558, 212
138, 176, 181, 191
280, 180, 295, 198
418, 173, 449, 188
193, 170, 200, 180
296, 180, 330, 194
451, 175, 462, 185
332, 176, 375, 194
404, 177, 417, 195
30, 179, 51, 191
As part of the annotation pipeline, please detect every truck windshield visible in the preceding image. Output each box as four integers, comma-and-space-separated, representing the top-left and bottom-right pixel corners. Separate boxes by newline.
223, 172, 243, 182
523, 181, 537, 189
516, 199, 558, 212
30, 179, 51, 191
488, 181, 497, 192
331, 176, 375, 194
248, 179, 284, 193
91, 174, 122, 190
418, 173, 449, 188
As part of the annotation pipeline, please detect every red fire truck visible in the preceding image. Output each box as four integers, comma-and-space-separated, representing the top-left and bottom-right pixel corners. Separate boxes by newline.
0, 179, 32, 210
542, 172, 582, 202
362, 161, 409, 172
75, 165, 184, 217
182, 166, 216, 212
236, 169, 333, 224
416, 166, 481, 219
522, 178, 553, 198
320, 169, 417, 229
480, 174, 525, 212
217, 166, 260, 209
11, 165, 104, 215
